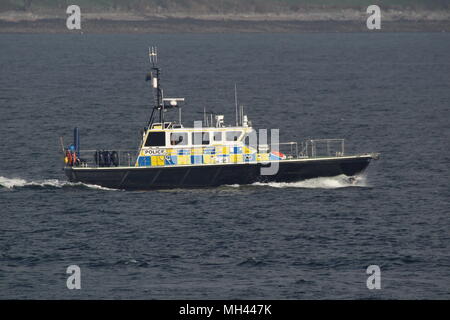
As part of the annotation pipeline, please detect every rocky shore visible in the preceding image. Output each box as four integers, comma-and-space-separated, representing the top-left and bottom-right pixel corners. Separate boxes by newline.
0, 10, 449, 33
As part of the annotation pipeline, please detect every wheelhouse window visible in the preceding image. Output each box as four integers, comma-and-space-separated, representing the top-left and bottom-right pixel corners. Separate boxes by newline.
226, 131, 242, 142
243, 132, 257, 147
170, 132, 188, 146
192, 132, 210, 145
145, 132, 166, 147
213, 131, 222, 142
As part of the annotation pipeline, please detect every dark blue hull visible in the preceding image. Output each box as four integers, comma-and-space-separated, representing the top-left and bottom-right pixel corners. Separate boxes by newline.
64, 155, 374, 190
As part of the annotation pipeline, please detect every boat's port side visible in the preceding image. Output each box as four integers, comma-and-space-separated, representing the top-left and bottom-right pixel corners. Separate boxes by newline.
61, 48, 379, 190
69, 138, 357, 170
65, 154, 375, 190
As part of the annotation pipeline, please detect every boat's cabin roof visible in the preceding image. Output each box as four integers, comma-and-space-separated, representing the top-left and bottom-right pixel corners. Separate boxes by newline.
142, 122, 253, 148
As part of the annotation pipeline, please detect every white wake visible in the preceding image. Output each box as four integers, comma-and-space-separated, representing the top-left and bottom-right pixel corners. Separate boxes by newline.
0, 176, 115, 191
251, 175, 369, 189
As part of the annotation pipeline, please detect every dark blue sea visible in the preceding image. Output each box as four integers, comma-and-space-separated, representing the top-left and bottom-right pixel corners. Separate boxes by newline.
0, 33, 449, 299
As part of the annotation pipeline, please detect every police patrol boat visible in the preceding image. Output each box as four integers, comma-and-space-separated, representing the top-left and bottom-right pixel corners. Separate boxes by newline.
62, 47, 379, 190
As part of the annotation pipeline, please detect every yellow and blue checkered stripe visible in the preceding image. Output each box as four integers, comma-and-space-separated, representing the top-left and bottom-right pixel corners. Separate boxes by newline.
137, 145, 266, 167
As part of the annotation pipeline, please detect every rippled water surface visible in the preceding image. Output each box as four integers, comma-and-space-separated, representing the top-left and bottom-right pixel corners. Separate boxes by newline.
0, 33, 449, 299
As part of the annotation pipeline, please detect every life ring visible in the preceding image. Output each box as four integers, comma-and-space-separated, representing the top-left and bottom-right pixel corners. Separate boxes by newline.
65, 150, 77, 166
271, 151, 286, 160
65, 150, 73, 166
72, 152, 77, 166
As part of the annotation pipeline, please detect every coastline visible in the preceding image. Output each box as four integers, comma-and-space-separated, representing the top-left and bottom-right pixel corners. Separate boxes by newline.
1, 10, 449, 33
1, 18, 449, 33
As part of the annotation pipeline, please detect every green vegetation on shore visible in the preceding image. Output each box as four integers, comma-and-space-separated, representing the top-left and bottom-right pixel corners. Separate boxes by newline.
1, 0, 450, 14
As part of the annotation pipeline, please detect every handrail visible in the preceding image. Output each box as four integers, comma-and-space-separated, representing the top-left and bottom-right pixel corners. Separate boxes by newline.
72, 139, 347, 168
308, 139, 345, 157
79, 149, 137, 153
269, 142, 298, 159
75, 149, 139, 168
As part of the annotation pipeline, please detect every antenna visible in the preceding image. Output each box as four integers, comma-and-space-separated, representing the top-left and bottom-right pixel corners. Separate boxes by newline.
234, 83, 238, 126
149, 46, 157, 66
203, 106, 207, 127
147, 46, 163, 124
146, 47, 185, 127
